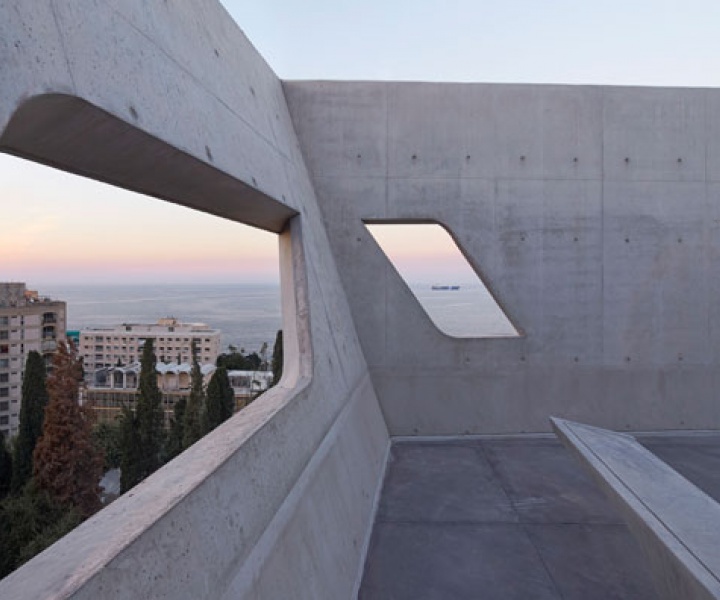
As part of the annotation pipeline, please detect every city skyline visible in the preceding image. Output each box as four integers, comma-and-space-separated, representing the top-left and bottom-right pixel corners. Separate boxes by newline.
4, 1, 720, 284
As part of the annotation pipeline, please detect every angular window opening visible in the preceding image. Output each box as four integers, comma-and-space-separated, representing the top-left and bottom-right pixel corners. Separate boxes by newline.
0, 151, 284, 428
365, 222, 519, 338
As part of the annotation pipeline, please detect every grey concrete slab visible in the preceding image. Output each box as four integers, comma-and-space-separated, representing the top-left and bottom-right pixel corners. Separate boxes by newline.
284, 81, 388, 179
640, 434, 720, 502
525, 524, 658, 600
602, 87, 706, 182
361, 438, 658, 599
483, 439, 623, 524
539, 86, 603, 179
553, 418, 720, 600
377, 443, 516, 523
387, 83, 497, 179
602, 180, 710, 367
360, 522, 560, 600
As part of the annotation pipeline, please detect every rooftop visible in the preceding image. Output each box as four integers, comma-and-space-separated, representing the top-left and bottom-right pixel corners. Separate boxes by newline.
360, 433, 720, 598
79, 320, 219, 335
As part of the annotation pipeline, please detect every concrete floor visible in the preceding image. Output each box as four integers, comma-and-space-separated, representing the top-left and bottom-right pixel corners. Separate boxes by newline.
359, 433, 720, 599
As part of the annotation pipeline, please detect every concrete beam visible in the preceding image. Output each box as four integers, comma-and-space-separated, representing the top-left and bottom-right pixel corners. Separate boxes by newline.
1, 94, 296, 232
552, 417, 720, 600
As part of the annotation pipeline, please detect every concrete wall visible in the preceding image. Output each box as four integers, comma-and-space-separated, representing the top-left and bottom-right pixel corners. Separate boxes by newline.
285, 81, 720, 436
0, 2, 388, 598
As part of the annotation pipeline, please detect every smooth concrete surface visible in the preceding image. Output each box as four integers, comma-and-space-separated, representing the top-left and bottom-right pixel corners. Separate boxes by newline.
553, 418, 720, 600
360, 438, 657, 599
285, 81, 720, 435
0, 2, 388, 598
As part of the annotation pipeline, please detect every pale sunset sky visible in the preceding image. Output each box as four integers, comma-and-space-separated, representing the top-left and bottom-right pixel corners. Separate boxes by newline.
2, 0, 720, 286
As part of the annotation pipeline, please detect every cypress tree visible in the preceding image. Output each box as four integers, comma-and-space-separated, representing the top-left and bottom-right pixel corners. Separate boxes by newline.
183, 341, 204, 448
271, 330, 283, 386
119, 406, 142, 493
204, 367, 234, 433
33, 342, 103, 518
164, 395, 186, 461
0, 430, 12, 499
135, 338, 164, 477
11, 351, 48, 492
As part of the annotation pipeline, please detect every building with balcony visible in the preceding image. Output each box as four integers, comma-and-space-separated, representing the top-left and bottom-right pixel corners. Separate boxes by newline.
78, 318, 220, 379
0, 282, 66, 436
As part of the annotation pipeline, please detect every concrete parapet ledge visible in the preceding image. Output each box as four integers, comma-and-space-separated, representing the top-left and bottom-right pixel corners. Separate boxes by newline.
551, 417, 720, 600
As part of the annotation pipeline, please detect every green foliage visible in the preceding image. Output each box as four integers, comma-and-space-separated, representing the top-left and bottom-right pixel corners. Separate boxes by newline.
11, 351, 49, 492
33, 342, 104, 518
204, 367, 234, 433
182, 340, 205, 448
119, 406, 142, 493
93, 421, 122, 470
216, 349, 262, 371
271, 330, 283, 387
164, 395, 186, 461
0, 483, 81, 579
118, 339, 165, 493
0, 431, 12, 500
135, 339, 165, 476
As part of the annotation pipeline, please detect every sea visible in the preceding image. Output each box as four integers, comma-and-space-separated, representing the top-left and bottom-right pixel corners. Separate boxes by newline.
37, 282, 516, 351
40, 284, 282, 354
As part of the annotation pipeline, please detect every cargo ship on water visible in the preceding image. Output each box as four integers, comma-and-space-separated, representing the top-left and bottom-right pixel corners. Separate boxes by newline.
431, 285, 460, 291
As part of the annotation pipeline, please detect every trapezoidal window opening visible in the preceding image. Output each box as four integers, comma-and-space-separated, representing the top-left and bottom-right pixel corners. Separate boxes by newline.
0, 150, 284, 436
364, 222, 519, 338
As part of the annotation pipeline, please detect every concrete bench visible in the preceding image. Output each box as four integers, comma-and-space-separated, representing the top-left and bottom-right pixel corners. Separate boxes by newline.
551, 417, 720, 600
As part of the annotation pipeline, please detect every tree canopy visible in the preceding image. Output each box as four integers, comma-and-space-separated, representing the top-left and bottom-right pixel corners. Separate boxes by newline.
135, 338, 165, 476
0, 431, 12, 500
216, 349, 262, 371
182, 340, 205, 448
119, 338, 165, 492
11, 351, 48, 492
33, 342, 103, 518
204, 367, 234, 432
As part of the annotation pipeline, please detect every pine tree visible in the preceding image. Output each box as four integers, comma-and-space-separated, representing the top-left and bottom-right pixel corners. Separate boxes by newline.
33, 342, 103, 518
0, 431, 12, 500
204, 367, 234, 433
135, 338, 164, 477
11, 351, 49, 492
183, 341, 204, 448
271, 330, 283, 386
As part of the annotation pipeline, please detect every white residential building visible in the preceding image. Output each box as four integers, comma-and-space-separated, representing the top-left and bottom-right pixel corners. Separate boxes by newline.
0, 282, 66, 436
79, 318, 221, 377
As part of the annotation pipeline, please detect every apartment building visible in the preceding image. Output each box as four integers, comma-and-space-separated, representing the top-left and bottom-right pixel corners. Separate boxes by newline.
79, 318, 221, 377
0, 282, 66, 436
